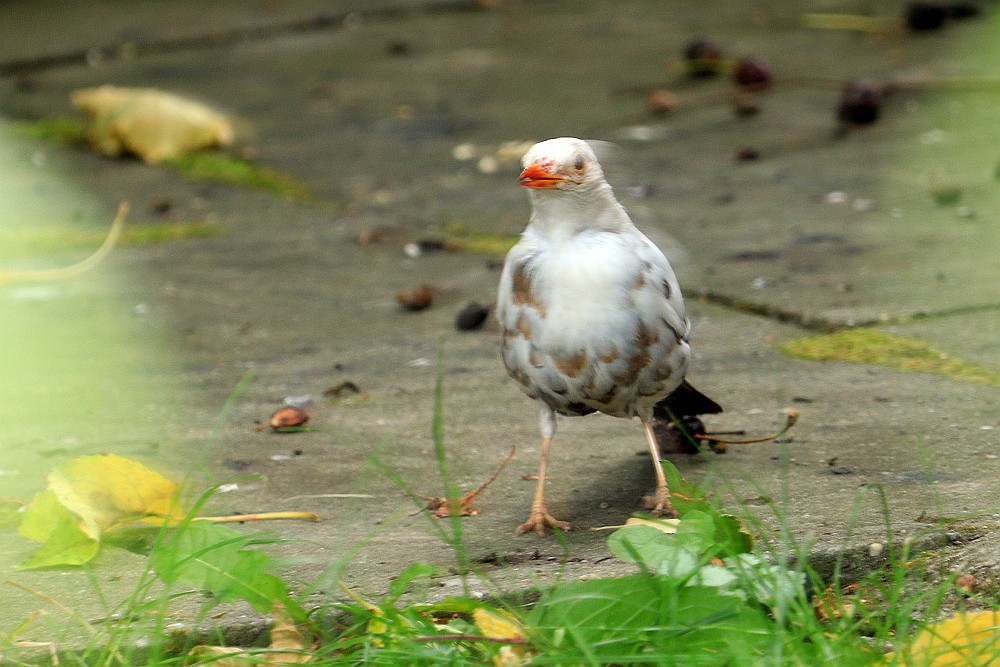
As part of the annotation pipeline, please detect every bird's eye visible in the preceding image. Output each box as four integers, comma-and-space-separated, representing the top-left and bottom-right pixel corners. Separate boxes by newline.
573, 156, 586, 172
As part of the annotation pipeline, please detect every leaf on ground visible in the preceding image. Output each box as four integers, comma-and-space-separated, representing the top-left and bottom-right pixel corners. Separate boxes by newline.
47, 454, 184, 533
71, 85, 233, 164
267, 599, 313, 663
473, 607, 525, 641
18, 490, 100, 569
473, 607, 531, 666
898, 610, 1000, 666
186, 600, 312, 664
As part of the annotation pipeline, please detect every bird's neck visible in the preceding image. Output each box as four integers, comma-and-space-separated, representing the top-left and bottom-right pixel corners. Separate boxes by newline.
527, 184, 628, 240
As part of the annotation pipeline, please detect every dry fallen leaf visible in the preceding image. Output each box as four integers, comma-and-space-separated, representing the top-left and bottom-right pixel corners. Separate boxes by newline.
186, 599, 312, 664
413, 446, 514, 518
896, 610, 1000, 666
18, 455, 318, 568
472, 608, 530, 667
72, 85, 233, 163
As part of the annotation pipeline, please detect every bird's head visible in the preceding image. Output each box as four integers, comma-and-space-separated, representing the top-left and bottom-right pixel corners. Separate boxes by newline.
519, 138, 607, 193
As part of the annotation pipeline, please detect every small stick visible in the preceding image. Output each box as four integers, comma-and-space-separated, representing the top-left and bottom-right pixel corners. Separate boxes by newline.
414, 446, 516, 518
696, 409, 799, 445
0, 202, 128, 284
193, 511, 321, 523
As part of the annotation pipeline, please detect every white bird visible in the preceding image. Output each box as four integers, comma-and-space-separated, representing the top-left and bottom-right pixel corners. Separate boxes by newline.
497, 137, 721, 536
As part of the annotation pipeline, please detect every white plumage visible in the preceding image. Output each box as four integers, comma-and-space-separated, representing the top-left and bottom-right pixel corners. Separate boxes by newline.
497, 137, 719, 535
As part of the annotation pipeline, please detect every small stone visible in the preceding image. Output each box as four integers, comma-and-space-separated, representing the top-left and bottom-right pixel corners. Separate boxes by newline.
868, 542, 884, 558
734, 147, 760, 162
837, 82, 884, 127
395, 285, 435, 311
452, 143, 477, 161
852, 197, 874, 212
732, 57, 773, 91
683, 38, 724, 77
455, 301, 491, 331
906, 2, 948, 31
268, 406, 309, 432
647, 89, 677, 115
825, 191, 848, 204
385, 39, 412, 57
955, 572, 975, 594
477, 155, 499, 174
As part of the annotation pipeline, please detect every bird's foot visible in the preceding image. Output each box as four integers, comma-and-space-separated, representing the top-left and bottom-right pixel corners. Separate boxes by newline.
516, 509, 571, 536
643, 487, 678, 518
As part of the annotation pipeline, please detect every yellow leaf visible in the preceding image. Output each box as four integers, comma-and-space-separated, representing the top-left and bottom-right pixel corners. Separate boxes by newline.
903, 611, 1000, 666
267, 599, 311, 663
71, 86, 233, 164
473, 608, 525, 641
47, 454, 184, 532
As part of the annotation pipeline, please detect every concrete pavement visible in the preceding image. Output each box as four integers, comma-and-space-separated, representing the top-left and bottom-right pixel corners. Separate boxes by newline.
1, 0, 998, 655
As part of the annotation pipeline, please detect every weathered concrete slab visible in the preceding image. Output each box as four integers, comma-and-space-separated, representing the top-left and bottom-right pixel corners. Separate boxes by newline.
2, 0, 999, 656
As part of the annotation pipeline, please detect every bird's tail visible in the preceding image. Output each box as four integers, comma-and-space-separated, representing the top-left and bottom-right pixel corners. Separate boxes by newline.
653, 380, 723, 419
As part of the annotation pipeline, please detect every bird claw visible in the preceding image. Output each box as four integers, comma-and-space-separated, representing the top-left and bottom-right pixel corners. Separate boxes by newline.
643, 488, 678, 518
516, 511, 571, 536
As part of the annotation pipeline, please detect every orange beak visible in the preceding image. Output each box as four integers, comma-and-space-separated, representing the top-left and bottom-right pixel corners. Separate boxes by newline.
519, 163, 565, 189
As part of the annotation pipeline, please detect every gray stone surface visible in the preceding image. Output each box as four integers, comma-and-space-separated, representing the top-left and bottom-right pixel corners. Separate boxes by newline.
1, 0, 999, 657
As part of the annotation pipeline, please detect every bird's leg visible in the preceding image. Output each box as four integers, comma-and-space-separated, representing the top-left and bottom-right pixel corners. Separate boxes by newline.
517, 408, 571, 536
641, 417, 677, 518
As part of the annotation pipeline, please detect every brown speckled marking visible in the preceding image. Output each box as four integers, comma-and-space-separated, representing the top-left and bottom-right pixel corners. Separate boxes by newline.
598, 345, 620, 364
635, 319, 660, 347
554, 351, 587, 378
633, 273, 647, 290
529, 347, 543, 368
612, 321, 656, 385
511, 263, 547, 316
501, 329, 513, 350
515, 314, 533, 340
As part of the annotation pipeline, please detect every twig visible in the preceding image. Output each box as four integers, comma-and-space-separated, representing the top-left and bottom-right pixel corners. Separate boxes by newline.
0, 202, 127, 284
193, 511, 321, 523
696, 409, 799, 446
413, 446, 516, 518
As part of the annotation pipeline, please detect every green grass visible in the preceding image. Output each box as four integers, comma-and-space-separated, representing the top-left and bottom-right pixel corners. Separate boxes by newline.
0, 222, 221, 257
163, 153, 312, 201
15, 117, 312, 201
3, 357, 999, 666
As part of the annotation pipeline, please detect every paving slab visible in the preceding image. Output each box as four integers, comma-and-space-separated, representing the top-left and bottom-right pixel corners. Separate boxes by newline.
1, 0, 999, 657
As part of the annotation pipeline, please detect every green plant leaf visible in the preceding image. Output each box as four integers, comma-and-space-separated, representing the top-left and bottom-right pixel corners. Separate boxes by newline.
150, 521, 288, 613
609, 525, 700, 578
530, 574, 774, 664
661, 460, 713, 516
388, 563, 439, 602
18, 490, 100, 569
15, 455, 187, 567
